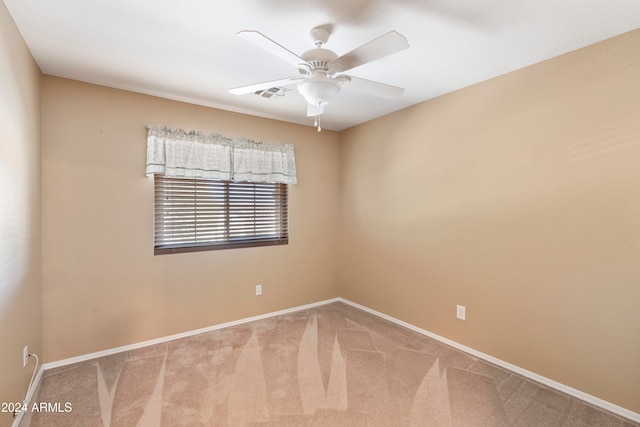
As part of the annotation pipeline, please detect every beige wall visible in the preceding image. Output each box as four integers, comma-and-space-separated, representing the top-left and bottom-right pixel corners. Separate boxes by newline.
338, 29, 640, 412
0, 1, 43, 425
42, 77, 341, 362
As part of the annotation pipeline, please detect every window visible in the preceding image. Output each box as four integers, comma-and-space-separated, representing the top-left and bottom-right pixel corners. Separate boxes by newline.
154, 175, 288, 255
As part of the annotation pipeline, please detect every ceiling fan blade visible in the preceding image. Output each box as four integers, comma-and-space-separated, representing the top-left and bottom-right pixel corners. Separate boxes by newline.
330, 31, 409, 72
229, 77, 303, 95
346, 76, 405, 99
238, 30, 308, 68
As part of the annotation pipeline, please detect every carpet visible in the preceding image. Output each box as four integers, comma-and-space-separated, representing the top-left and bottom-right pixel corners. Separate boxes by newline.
20, 301, 637, 426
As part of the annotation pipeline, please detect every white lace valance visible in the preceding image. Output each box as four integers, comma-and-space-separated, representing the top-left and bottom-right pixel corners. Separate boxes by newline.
145, 125, 297, 184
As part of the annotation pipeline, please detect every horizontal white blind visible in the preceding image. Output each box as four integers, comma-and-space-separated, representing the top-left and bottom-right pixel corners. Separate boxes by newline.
154, 175, 288, 254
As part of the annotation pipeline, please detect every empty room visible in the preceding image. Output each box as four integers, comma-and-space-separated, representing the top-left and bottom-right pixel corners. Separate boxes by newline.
1, 0, 640, 426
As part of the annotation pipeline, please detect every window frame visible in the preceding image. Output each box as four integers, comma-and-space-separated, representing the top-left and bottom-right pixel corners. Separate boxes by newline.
153, 175, 289, 255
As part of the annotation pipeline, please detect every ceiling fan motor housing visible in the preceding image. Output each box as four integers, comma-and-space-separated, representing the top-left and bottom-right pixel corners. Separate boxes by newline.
297, 47, 343, 106
301, 47, 338, 71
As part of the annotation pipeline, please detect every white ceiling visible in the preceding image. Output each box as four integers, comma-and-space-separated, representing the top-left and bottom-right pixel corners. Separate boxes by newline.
4, 0, 640, 131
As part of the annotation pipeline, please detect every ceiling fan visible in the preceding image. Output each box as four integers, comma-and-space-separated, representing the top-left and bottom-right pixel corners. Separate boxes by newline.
229, 26, 409, 131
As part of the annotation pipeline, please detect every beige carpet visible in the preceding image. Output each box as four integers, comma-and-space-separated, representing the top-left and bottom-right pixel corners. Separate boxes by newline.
21, 301, 637, 426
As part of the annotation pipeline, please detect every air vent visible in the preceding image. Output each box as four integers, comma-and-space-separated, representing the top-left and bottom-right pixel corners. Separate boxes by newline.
254, 87, 290, 98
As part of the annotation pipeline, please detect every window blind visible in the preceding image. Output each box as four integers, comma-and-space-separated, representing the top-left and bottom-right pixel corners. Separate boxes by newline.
154, 175, 288, 254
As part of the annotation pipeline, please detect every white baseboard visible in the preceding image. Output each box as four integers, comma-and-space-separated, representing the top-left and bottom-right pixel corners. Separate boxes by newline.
336, 298, 640, 424
37, 296, 639, 424
11, 364, 45, 427
43, 297, 341, 370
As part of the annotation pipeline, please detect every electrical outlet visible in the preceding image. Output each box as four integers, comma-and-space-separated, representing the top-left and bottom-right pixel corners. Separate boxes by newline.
256, 284, 262, 296
23, 345, 29, 367
456, 305, 466, 320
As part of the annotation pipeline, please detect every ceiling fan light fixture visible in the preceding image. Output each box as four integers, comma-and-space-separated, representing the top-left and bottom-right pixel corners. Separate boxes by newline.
296, 74, 341, 107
